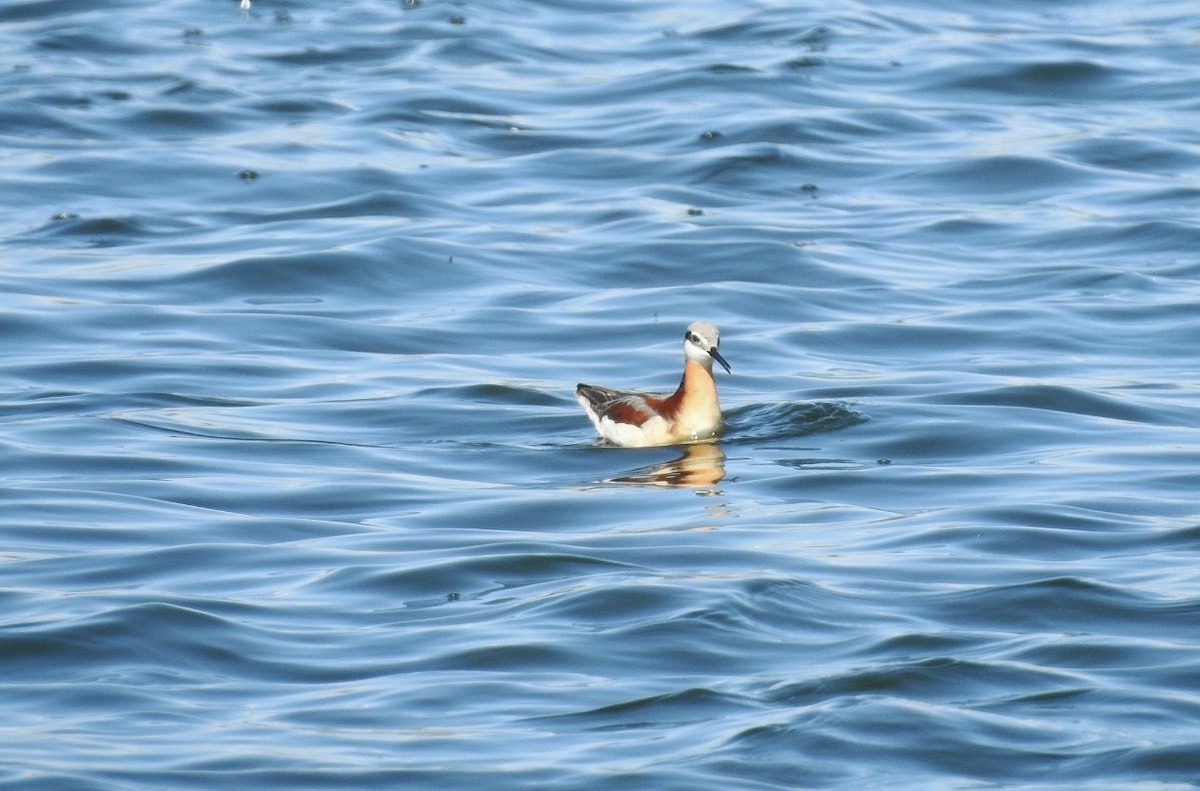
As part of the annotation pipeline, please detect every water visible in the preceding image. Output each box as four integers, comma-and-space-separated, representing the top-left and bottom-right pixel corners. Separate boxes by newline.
3, 0, 1199, 788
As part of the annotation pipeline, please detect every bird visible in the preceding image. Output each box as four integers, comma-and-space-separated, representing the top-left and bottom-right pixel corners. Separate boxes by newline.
576, 320, 731, 448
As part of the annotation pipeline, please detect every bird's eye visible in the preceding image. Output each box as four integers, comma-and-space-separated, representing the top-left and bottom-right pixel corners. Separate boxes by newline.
686, 332, 698, 343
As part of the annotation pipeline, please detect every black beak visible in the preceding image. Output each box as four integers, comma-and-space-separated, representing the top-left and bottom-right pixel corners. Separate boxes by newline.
709, 347, 731, 374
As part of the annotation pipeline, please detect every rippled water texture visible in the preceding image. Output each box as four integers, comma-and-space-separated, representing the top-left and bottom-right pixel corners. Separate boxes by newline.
3, 0, 1200, 788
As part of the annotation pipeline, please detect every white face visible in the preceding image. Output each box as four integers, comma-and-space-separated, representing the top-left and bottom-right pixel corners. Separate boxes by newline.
683, 322, 730, 373
684, 329, 713, 359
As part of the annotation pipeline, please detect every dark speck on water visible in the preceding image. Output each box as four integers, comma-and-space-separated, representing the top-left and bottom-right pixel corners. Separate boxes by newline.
2, 0, 1199, 789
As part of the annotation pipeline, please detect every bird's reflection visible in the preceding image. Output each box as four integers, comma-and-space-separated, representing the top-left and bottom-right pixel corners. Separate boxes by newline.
607, 442, 725, 490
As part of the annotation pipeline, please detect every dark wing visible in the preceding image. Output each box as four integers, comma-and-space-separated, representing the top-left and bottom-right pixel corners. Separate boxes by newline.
575, 384, 666, 427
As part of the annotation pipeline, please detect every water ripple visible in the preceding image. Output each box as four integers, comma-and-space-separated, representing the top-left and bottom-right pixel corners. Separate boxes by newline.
2, 0, 1200, 788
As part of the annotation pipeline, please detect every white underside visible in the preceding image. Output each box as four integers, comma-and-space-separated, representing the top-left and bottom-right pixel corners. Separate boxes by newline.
577, 396, 722, 448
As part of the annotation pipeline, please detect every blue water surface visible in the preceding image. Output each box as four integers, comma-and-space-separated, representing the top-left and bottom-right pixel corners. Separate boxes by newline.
3, 0, 1200, 788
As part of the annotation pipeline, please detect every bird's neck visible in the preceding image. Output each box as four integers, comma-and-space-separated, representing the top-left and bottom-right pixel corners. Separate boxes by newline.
674, 358, 719, 412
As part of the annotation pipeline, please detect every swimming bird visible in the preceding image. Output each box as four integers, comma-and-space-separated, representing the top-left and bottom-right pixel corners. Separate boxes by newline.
576, 320, 731, 447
